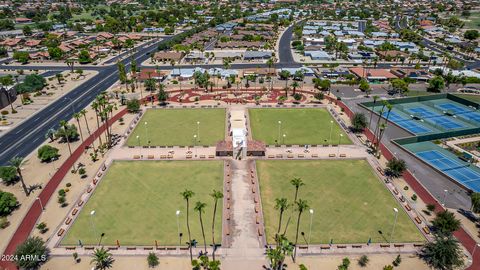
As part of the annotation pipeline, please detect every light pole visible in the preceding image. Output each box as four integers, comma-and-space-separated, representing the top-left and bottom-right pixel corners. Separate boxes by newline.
194, 135, 197, 157
137, 135, 141, 157
472, 243, 480, 259
197, 121, 200, 142
329, 120, 333, 144
90, 210, 97, 244
283, 134, 286, 145
308, 209, 314, 247
277, 120, 282, 145
442, 189, 448, 207
176, 210, 181, 245
337, 134, 343, 155
36, 197, 45, 211
144, 121, 149, 146
390, 208, 399, 243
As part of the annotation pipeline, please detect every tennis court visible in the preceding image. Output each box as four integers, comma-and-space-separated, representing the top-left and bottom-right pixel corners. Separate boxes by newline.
436, 102, 480, 124
416, 150, 480, 192
382, 111, 432, 134
405, 106, 466, 130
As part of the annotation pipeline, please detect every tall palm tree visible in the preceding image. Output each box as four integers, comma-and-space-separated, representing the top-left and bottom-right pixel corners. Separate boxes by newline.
210, 190, 223, 261
181, 189, 195, 262
90, 247, 114, 270
373, 101, 387, 148
283, 178, 305, 235
274, 198, 289, 238
368, 95, 379, 131
194, 201, 208, 254
293, 199, 309, 262
80, 109, 91, 135
375, 102, 392, 151
59, 120, 72, 156
9, 157, 28, 196
91, 101, 103, 146
291, 81, 299, 96
73, 112, 84, 143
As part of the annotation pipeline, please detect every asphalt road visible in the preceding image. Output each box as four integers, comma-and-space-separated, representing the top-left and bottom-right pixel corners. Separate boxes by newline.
0, 37, 169, 165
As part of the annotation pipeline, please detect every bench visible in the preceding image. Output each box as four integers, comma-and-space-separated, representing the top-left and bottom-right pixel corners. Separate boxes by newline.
108, 247, 118, 251
256, 216, 260, 224
208, 155, 215, 159
65, 217, 72, 225
399, 196, 405, 202
93, 178, 98, 185
87, 186, 93, 193
133, 155, 140, 159
77, 200, 84, 207
329, 154, 336, 157
414, 217, 422, 224
405, 204, 412, 211
126, 247, 136, 250
287, 154, 294, 158
227, 202, 230, 209
251, 179, 255, 184
336, 245, 346, 249
144, 247, 153, 250
186, 155, 192, 159
57, 228, 65, 237
225, 227, 230, 236
339, 154, 346, 158
268, 155, 275, 158
394, 244, 404, 248
393, 189, 399, 195
413, 243, 424, 247
298, 154, 305, 158
200, 155, 206, 159
252, 187, 256, 194
167, 155, 173, 159
160, 155, 167, 159
258, 228, 263, 236
227, 195, 230, 201
311, 154, 318, 158
422, 226, 430, 234
65, 247, 76, 250
72, 208, 78, 216
254, 197, 258, 203
275, 154, 283, 158
352, 245, 362, 248
380, 244, 391, 248
147, 155, 154, 159
298, 246, 308, 249
97, 172, 102, 177
255, 205, 259, 213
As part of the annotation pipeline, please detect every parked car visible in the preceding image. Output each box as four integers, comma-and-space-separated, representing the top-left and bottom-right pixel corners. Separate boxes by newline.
457, 208, 478, 222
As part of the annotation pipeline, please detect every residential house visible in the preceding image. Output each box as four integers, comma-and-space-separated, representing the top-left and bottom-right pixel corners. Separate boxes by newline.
153, 51, 184, 63
243, 51, 272, 60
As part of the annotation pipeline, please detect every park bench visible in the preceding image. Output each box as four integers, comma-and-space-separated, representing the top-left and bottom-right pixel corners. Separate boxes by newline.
256, 216, 260, 224
276, 154, 283, 158
97, 172, 102, 177
167, 155, 173, 159
252, 187, 256, 194
77, 200, 84, 207
399, 196, 405, 202
133, 155, 140, 159
394, 244, 404, 248
352, 245, 362, 248
147, 155, 154, 159
422, 227, 430, 234
127, 247, 136, 250
208, 155, 215, 159
108, 247, 118, 251
227, 202, 230, 209
226, 227, 230, 236
393, 189, 399, 195
199, 155, 206, 159
57, 228, 65, 237
84, 247, 95, 250
336, 245, 346, 249
93, 179, 98, 185
255, 204, 259, 213
160, 155, 167, 159
414, 217, 422, 224
65, 217, 72, 225
298, 154, 305, 158
268, 155, 275, 158
339, 154, 346, 158
227, 194, 230, 201
287, 154, 294, 158
251, 179, 255, 184
143, 247, 153, 250
311, 154, 318, 158
413, 243, 424, 247
186, 155, 192, 159
329, 154, 336, 157
65, 247, 76, 250
405, 204, 412, 211
258, 228, 263, 236
254, 197, 258, 203
299, 246, 308, 250
380, 244, 390, 248
320, 246, 330, 250
87, 186, 93, 193
72, 208, 78, 216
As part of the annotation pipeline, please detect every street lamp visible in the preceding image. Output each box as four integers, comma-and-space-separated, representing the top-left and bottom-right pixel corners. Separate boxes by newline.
337, 134, 343, 155
144, 122, 149, 146
176, 210, 181, 245
390, 208, 399, 243
329, 120, 334, 144
194, 135, 198, 157
471, 243, 480, 259
277, 121, 282, 145
90, 210, 97, 244
36, 197, 45, 211
197, 121, 200, 142
283, 134, 286, 145
308, 209, 314, 247
442, 189, 448, 207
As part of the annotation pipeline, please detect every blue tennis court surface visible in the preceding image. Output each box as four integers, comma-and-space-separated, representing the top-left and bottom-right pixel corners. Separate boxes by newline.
382, 111, 431, 134
407, 107, 441, 118
416, 150, 480, 192
437, 103, 472, 114
406, 106, 465, 130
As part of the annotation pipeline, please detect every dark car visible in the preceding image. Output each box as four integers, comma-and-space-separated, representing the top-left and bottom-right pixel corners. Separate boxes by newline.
457, 208, 478, 222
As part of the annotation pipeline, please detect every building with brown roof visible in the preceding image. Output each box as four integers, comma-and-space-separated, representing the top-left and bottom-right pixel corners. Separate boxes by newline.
349, 67, 397, 81
153, 51, 184, 62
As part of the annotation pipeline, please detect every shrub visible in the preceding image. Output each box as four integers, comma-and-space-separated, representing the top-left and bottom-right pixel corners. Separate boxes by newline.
36, 222, 48, 234
0, 166, 18, 185
351, 113, 367, 133
58, 189, 66, 196
14, 237, 49, 269
1, 110, 8, 115
16, 74, 47, 93
426, 204, 436, 212
293, 93, 302, 101
78, 168, 86, 178
411, 194, 417, 201
66, 183, 72, 187
392, 255, 401, 267
383, 265, 393, 270
0, 191, 18, 216
126, 99, 140, 113
0, 216, 9, 229
147, 252, 159, 267
385, 158, 407, 177
37, 145, 59, 162
55, 124, 79, 142
358, 255, 369, 267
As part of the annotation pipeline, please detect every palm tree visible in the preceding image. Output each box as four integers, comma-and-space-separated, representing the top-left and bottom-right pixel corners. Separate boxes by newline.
274, 198, 289, 238
283, 178, 305, 235
373, 101, 387, 148
80, 109, 91, 135
9, 157, 28, 196
194, 201, 208, 254
181, 189, 195, 263
73, 112, 84, 143
293, 199, 309, 262
90, 247, 114, 270
91, 101, 103, 146
291, 81, 299, 96
210, 190, 223, 261
59, 120, 72, 156
368, 96, 379, 131
375, 102, 392, 151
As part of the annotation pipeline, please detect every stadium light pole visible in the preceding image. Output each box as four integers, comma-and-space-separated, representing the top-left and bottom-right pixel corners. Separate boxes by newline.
329, 120, 334, 144
308, 209, 314, 248
36, 197, 45, 211
337, 134, 343, 155
176, 210, 181, 245
90, 210, 97, 244
390, 208, 399, 243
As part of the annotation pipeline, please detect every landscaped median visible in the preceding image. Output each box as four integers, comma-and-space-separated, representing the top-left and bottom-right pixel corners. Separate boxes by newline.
61, 160, 224, 246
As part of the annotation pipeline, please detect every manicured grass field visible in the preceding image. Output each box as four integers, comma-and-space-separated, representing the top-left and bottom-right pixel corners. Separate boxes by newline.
248, 108, 351, 145
126, 108, 225, 146
257, 160, 424, 244
62, 161, 224, 246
